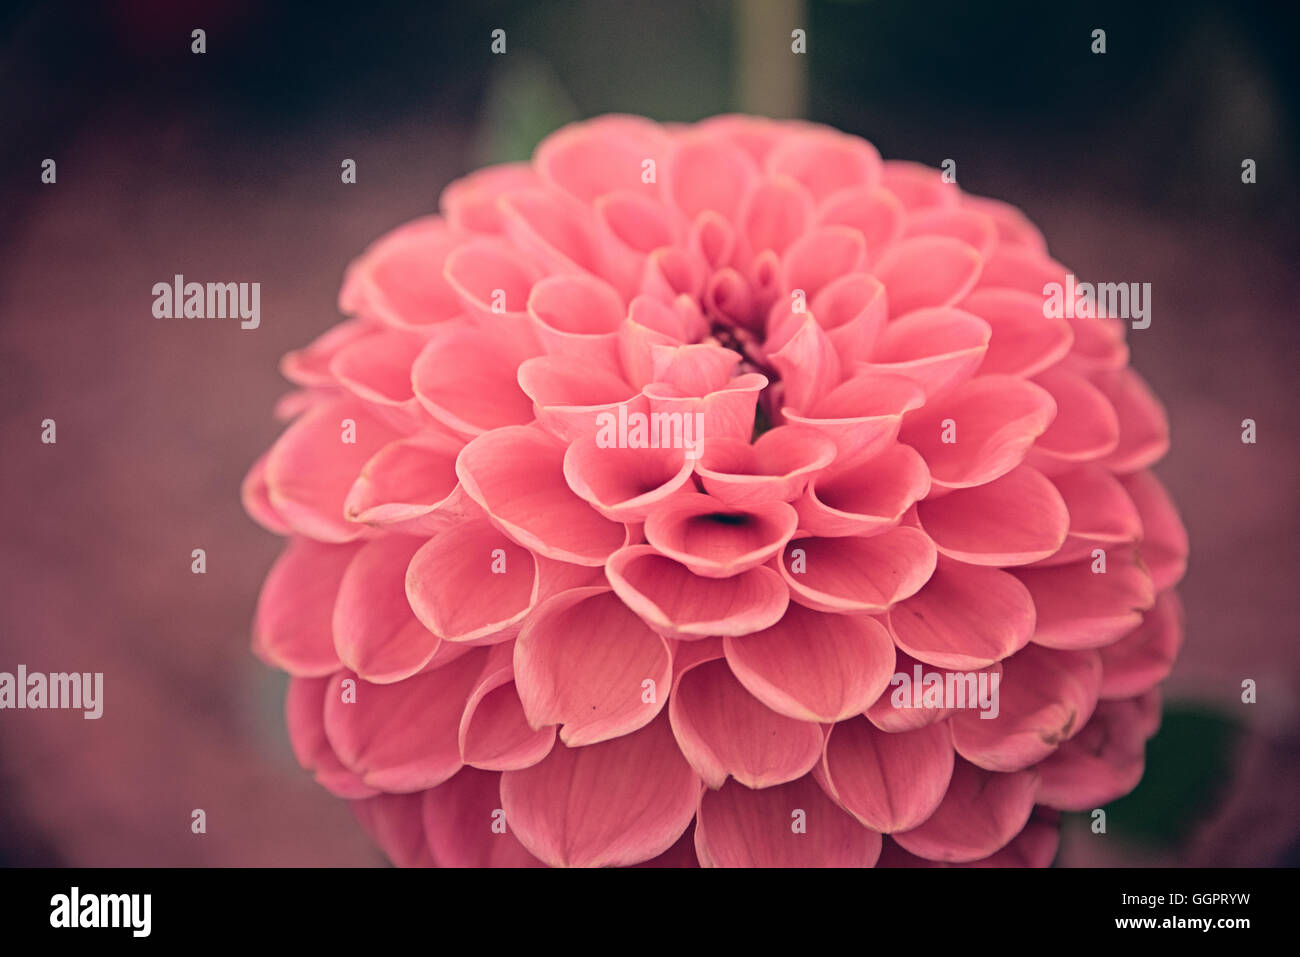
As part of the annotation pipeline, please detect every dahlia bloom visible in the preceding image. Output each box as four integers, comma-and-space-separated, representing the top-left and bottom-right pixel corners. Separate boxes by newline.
243, 114, 1187, 867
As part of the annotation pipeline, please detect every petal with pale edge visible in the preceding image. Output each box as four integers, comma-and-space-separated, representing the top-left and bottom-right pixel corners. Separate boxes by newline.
500, 712, 700, 867
891, 760, 1038, 863
695, 773, 881, 867
723, 603, 895, 722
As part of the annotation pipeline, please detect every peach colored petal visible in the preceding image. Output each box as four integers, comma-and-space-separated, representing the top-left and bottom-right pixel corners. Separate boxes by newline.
695, 774, 881, 868
723, 603, 896, 722
500, 712, 700, 867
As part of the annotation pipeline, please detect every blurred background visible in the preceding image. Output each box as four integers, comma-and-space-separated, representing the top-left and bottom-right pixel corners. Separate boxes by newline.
1, 0, 1296, 866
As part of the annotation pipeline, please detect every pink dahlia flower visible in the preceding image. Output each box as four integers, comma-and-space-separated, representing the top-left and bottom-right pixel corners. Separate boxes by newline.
243, 114, 1187, 867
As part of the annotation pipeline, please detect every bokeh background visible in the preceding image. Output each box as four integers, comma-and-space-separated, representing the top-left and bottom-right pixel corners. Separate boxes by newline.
1, 0, 1297, 866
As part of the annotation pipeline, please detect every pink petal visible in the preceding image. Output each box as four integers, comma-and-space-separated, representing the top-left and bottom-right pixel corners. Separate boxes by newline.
669, 656, 823, 789
500, 712, 700, 867
959, 194, 1048, 253
816, 186, 905, 264
1025, 366, 1120, 467
666, 134, 758, 220
780, 526, 937, 614
442, 236, 543, 322
950, 645, 1102, 771
879, 161, 959, 212
242, 448, 291, 535
515, 587, 673, 746
695, 773, 881, 867
916, 465, 1069, 566
891, 760, 1038, 863
351, 793, 434, 867
900, 374, 1056, 491
817, 717, 954, 832
324, 651, 487, 792
527, 273, 626, 367
1034, 464, 1142, 566
960, 287, 1074, 378
343, 434, 465, 536
722, 603, 896, 722
517, 354, 645, 442
864, 651, 981, 733
766, 128, 883, 202
501, 188, 638, 297
768, 316, 842, 413
888, 558, 1035, 669
595, 191, 679, 255
874, 236, 982, 317
809, 272, 889, 366
794, 442, 931, 537
902, 207, 998, 260
459, 645, 557, 771
643, 372, 767, 445
411, 322, 538, 438
784, 374, 926, 462
421, 767, 544, 866
535, 117, 668, 203
781, 225, 868, 300
563, 433, 695, 522
975, 245, 1068, 294
860, 306, 991, 398
606, 545, 789, 638
334, 535, 444, 683
1098, 591, 1183, 700
695, 426, 837, 508
405, 517, 537, 643
1035, 693, 1156, 810
1122, 470, 1188, 590
265, 400, 401, 542
255, 538, 361, 675
339, 217, 463, 329
738, 175, 815, 257
1093, 369, 1170, 473
1016, 548, 1156, 650
285, 676, 378, 799
644, 494, 798, 578
439, 161, 540, 234
456, 426, 628, 565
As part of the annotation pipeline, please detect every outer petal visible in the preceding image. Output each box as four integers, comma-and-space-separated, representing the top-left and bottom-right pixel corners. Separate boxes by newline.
949, 645, 1103, 772
514, 587, 672, 746
421, 768, 545, 867
916, 465, 1069, 566
723, 603, 896, 722
606, 545, 789, 638
1017, 549, 1156, 650
456, 426, 628, 566
779, 526, 937, 614
265, 400, 401, 542
334, 535, 444, 683
891, 760, 1038, 863
286, 676, 378, 799
887, 558, 1036, 669
351, 793, 434, 867
669, 656, 823, 789
817, 718, 954, 833
324, 651, 487, 792
500, 712, 700, 867
255, 538, 362, 676
695, 774, 882, 868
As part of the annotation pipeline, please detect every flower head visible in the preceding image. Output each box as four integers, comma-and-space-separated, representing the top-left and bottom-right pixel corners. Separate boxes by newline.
244, 114, 1187, 867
